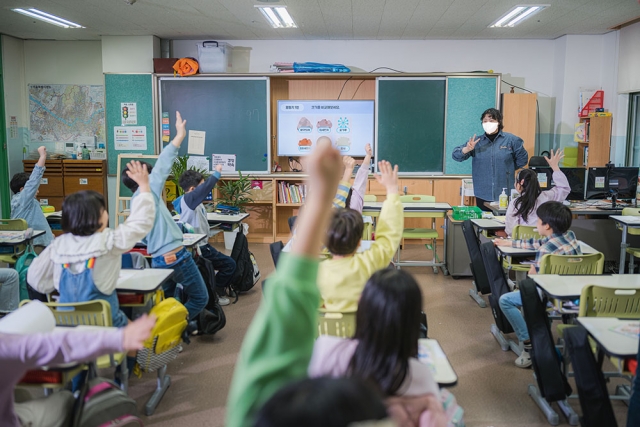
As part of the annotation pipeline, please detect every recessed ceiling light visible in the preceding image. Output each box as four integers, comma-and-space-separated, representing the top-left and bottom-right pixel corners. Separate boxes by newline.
255, 5, 297, 28
489, 5, 548, 28
12, 8, 84, 29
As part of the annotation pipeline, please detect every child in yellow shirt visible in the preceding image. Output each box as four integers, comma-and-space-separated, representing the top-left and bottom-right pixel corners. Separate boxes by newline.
317, 161, 403, 312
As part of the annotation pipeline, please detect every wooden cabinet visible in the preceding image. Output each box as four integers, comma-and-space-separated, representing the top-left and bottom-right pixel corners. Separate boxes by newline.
502, 93, 537, 160
23, 159, 64, 211
63, 160, 108, 206
577, 116, 612, 167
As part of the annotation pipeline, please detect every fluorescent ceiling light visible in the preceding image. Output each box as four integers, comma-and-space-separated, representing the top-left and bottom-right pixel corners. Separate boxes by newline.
255, 5, 297, 28
490, 5, 548, 28
12, 8, 84, 29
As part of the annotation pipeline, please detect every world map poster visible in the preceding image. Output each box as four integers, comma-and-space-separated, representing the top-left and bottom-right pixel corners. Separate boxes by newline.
29, 84, 105, 145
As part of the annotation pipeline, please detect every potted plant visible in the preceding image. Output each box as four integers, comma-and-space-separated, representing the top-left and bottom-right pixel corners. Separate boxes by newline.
217, 171, 254, 249
169, 155, 210, 198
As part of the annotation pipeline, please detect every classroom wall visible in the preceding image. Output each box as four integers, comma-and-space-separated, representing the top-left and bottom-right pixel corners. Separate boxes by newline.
618, 20, 640, 94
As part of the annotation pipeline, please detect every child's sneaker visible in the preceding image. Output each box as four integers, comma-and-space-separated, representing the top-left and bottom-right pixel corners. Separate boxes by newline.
218, 296, 230, 306
516, 344, 532, 368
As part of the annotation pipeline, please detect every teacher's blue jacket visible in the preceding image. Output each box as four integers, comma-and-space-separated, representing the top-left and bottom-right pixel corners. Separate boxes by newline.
452, 131, 528, 201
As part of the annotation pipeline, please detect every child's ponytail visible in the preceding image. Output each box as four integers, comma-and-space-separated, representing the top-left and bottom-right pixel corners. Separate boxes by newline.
513, 169, 542, 222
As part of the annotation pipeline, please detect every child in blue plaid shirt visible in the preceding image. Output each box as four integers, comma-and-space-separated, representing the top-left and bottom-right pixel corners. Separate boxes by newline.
494, 201, 580, 368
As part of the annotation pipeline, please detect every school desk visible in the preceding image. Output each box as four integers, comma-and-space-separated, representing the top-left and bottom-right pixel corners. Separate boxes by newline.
483, 201, 625, 217
418, 338, 458, 387
0, 230, 46, 247
577, 317, 639, 358
470, 218, 505, 238
116, 268, 173, 307
532, 274, 640, 300
362, 202, 452, 273
609, 215, 640, 274
173, 212, 249, 233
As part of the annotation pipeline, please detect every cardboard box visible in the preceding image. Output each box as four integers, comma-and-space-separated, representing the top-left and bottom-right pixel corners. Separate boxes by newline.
249, 180, 273, 201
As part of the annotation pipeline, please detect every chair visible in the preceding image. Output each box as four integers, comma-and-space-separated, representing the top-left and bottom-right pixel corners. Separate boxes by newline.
317, 309, 356, 338
363, 194, 377, 202
620, 207, 640, 273
461, 219, 490, 308
502, 225, 541, 275
287, 216, 297, 232
396, 195, 439, 273
0, 219, 28, 265
44, 300, 129, 391
539, 252, 605, 275
269, 241, 284, 268
362, 195, 377, 239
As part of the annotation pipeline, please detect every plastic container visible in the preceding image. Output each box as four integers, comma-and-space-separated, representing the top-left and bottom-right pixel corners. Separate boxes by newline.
499, 188, 508, 209
451, 206, 483, 221
197, 41, 231, 73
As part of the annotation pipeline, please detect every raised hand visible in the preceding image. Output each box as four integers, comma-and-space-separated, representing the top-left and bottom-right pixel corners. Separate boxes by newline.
375, 160, 399, 194
173, 111, 187, 146
125, 160, 150, 193
463, 134, 480, 154
308, 140, 342, 193
544, 149, 565, 171
365, 143, 373, 157
122, 314, 156, 351
37, 146, 47, 167
215, 164, 223, 173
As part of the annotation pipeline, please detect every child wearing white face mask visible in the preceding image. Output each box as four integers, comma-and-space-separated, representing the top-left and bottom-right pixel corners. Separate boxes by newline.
504, 149, 570, 237
451, 108, 529, 211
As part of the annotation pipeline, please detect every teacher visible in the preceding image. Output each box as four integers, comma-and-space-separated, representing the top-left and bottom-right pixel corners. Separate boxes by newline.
452, 108, 528, 211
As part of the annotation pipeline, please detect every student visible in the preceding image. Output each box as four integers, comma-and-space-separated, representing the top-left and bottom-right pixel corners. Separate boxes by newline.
227, 141, 426, 427
10, 146, 54, 247
335, 153, 356, 209
346, 143, 373, 213
504, 149, 569, 237
0, 301, 155, 427
121, 112, 208, 321
309, 269, 440, 399
0, 269, 19, 314
175, 166, 235, 306
494, 201, 581, 368
27, 161, 155, 328
317, 160, 403, 312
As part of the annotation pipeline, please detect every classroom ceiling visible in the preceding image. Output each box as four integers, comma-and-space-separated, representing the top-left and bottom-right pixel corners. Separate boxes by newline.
0, 0, 639, 41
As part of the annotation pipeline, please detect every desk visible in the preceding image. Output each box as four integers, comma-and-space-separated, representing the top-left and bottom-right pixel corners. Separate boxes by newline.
532, 274, 640, 300
496, 241, 597, 258
0, 230, 46, 246
484, 201, 624, 217
577, 317, 639, 358
471, 218, 505, 238
610, 215, 640, 274
116, 269, 173, 293
363, 202, 452, 273
282, 240, 373, 254
417, 339, 458, 387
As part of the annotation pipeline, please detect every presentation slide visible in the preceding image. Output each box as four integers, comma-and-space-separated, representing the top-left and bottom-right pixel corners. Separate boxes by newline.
277, 100, 374, 156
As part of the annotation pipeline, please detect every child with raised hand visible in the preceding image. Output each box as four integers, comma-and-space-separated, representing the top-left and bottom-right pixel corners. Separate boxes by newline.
121, 112, 208, 321
347, 142, 373, 213
317, 160, 403, 312
10, 146, 54, 247
27, 160, 156, 328
504, 149, 570, 237
494, 201, 580, 368
174, 165, 235, 305
334, 154, 356, 208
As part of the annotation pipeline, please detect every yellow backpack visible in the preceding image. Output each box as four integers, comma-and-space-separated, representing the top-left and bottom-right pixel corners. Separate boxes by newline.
135, 296, 188, 373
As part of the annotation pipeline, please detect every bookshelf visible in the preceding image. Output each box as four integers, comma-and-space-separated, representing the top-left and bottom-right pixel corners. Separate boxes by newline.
577, 115, 612, 167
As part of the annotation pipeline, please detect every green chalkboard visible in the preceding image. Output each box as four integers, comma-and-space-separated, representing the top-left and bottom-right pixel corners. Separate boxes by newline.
159, 77, 269, 173
116, 154, 158, 198
105, 74, 155, 175
376, 78, 446, 173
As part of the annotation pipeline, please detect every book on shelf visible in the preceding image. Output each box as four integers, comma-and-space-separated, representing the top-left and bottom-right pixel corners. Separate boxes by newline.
278, 182, 308, 204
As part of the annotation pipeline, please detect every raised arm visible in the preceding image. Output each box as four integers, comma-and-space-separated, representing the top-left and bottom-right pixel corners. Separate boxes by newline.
452, 135, 479, 162
545, 150, 570, 201
226, 141, 341, 427
333, 156, 355, 208
183, 166, 222, 209
149, 111, 186, 196
20, 146, 47, 200
349, 144, 371, 212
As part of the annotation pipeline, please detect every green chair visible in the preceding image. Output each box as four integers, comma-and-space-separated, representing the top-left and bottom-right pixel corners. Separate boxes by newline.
396, 195, 439, 272
620, 208, 640, 273
362, 195, 377, 240
317, 309, 357, 338
363, 194, 377, 202
539, 252, 605, 275
502, 225, 541, 273
0, 219, 28, 265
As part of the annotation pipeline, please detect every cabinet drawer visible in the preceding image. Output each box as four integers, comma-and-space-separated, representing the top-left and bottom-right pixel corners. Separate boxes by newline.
399, 179, 433, 196
38, 197, 64, 211
38, 177, 64, 197
64, 176, 105, 195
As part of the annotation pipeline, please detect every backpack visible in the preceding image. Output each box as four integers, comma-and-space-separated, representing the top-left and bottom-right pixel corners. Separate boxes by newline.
195, 256, 226, 335
73, 366, 142, 427
229, 231, 260, 302
479, 241, 514, 334
136, 297, 188, 373
15, 246, 41, 302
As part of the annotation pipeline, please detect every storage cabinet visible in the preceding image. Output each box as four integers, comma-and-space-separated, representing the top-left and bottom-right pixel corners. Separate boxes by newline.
502, 93, 537, 160
23, 159, 64, 211
577, 116, 612, 167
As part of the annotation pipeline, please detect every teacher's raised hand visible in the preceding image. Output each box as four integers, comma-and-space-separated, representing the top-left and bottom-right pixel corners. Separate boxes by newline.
462, 134, 480, 154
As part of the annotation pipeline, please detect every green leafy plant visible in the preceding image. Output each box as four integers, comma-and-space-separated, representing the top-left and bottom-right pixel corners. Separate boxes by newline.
217, 171, 254, 213
169, 155, 210, 197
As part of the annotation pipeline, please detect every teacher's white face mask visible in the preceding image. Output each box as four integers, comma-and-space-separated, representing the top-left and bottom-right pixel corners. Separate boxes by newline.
482, 121, 499, 134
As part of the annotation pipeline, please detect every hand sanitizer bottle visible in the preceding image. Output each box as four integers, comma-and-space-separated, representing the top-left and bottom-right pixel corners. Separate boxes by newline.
499, 188, 508, 209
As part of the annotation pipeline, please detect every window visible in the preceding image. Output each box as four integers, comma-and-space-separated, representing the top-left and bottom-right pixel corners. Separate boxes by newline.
627, 92, 640, 167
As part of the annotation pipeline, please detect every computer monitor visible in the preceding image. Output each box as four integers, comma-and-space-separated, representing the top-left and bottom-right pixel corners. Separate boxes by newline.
586, 167, 609, 200
531, 167, 586, 200
608, 167, 639, 200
